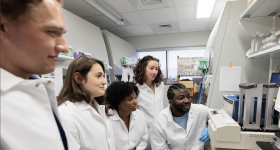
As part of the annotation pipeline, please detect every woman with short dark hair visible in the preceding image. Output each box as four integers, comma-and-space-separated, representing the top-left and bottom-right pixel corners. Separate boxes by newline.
106, 81, 148, 150
58, 56, 115, 150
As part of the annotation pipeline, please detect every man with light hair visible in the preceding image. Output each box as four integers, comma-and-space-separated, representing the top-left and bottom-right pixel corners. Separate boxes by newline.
1, 0, 69, 149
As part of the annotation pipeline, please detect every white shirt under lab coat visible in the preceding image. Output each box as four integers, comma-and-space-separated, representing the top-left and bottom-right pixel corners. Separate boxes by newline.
110, 109, 148, 150
59, 100, 115, 150
136, 82, 164, 129
150, 104, 209, 150
1, 68, 65, 150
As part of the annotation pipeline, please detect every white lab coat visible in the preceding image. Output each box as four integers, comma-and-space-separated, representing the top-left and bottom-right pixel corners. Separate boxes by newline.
150, 104, 209, 150
59, 100, 115, 150
110, 109, 148, 150
136, 82, 164, 129
1, 68, 65, 150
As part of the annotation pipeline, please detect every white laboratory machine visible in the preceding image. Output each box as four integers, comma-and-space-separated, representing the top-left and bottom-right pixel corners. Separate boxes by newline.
208, 83, 280, 150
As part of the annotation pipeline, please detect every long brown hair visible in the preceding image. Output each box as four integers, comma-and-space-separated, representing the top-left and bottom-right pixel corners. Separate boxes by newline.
133, 55, 163, 87
57, 56, 110, 116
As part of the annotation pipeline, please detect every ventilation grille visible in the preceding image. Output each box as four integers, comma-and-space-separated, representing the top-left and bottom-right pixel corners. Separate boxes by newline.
141, 0, 163, 5
158, 24, 172, 29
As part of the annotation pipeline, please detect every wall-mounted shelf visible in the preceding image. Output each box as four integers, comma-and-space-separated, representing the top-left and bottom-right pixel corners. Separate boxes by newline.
239, 0, 280, 37
240, 0, 273, 19
57, 55, 74, 60
247, 45, 280, 59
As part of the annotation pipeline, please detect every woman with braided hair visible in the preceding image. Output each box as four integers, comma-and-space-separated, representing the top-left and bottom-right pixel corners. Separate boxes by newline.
133, 55, 164, 149
149, 83, 211, 150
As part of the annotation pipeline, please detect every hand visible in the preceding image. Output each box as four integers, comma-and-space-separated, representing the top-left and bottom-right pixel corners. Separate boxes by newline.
199, 128, 210, 142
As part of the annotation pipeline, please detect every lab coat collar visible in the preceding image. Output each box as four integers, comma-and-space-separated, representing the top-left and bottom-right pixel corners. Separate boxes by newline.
1, 68, 25, 92
165, 104, 194, 133
186, 105, 194, 137
1, 68, 43, 92
110, 109, 136, 121
129, 110, 137, 130
138, 83, 148, 89
75, 100, 92, 111
164, 105, 182, 129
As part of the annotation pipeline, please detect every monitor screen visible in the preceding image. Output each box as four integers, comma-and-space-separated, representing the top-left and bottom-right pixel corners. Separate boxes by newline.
270, 73, 280, 84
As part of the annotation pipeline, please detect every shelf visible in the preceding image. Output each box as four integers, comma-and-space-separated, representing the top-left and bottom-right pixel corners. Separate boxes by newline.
240, 0, 280, 19
57, 55, 74, 60
239, 0, 280, 37
247, 45, 280, 59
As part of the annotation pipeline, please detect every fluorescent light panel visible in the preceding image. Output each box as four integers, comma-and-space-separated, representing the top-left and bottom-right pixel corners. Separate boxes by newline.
196, 0, 216, 18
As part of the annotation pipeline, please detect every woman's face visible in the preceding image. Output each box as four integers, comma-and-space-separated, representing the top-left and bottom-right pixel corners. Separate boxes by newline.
118, 92, 137, 112
81, 64, 107, 98
145, 60, 159, 83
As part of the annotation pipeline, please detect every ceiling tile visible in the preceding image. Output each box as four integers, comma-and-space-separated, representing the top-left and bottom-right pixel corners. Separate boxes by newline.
181, 28, 207, 32
122, 12, 146, 25
121, 24, 154, 35
175, 5, 195, 20
139, 8, 178, 24
178, 19, 210, 30
156, 31, 180, 35
106, 0, 136, 13
62, 0, 102, 17
83, 16, 118, 28
104, 27, 132, 37
208, 17, 219, 28
173, 0, 195, 6
132, 32, 155, 36
211, 1, 227, 18
149, 21, 180, 33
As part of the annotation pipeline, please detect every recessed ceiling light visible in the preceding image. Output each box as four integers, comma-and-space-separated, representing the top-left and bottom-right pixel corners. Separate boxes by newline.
196, 0, 216, 18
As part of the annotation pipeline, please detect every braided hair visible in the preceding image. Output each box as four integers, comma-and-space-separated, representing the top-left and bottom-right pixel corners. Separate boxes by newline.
167, 83, 188, 100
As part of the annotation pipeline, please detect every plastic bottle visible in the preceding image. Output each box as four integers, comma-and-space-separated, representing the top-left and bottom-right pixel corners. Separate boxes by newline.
275, 29, 280, 47
260, 39, 266, 51
250, 38, 255, 54
253, 31, 261, 53
268, 35, 277, 49
263, 37, 270, 50
255, 32, 265, 53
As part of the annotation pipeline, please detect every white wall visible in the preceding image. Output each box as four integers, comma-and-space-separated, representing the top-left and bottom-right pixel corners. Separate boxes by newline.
55, 9, 108, 68
122, 31, 211, 50
206, 1, 270, 109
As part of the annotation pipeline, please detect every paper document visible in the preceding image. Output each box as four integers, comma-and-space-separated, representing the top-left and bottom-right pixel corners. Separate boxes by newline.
219, 66, 241, 91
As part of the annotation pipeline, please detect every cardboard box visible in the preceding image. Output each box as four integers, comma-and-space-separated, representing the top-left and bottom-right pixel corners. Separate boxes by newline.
179, 81, 210, 96
178, 81, 194, 96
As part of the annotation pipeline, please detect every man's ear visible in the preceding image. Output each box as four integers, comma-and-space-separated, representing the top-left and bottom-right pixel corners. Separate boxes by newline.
73, 72, 83, 85
1, 14, 8, 40
168, 99, 172, 105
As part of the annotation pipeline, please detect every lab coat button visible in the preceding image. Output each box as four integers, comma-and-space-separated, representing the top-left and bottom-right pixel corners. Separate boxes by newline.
35, 83, 39, 87
47, 81, 51, 84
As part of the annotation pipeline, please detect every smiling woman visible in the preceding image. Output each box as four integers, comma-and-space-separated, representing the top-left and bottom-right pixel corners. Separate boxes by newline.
57, 56, 116, 150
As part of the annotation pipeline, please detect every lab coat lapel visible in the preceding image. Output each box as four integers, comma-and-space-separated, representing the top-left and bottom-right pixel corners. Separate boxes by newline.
167, 106, 183, 129
186, 107, 194, 138
41, 78, 62, 122
129, 111, 136, 130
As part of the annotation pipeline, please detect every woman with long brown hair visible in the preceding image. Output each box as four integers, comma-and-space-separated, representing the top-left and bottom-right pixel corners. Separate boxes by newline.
133, 55, 164, 150
57, 56, 115, 150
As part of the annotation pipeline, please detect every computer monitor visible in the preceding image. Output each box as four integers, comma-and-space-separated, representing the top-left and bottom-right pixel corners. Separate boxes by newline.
270, 73, 280, 84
